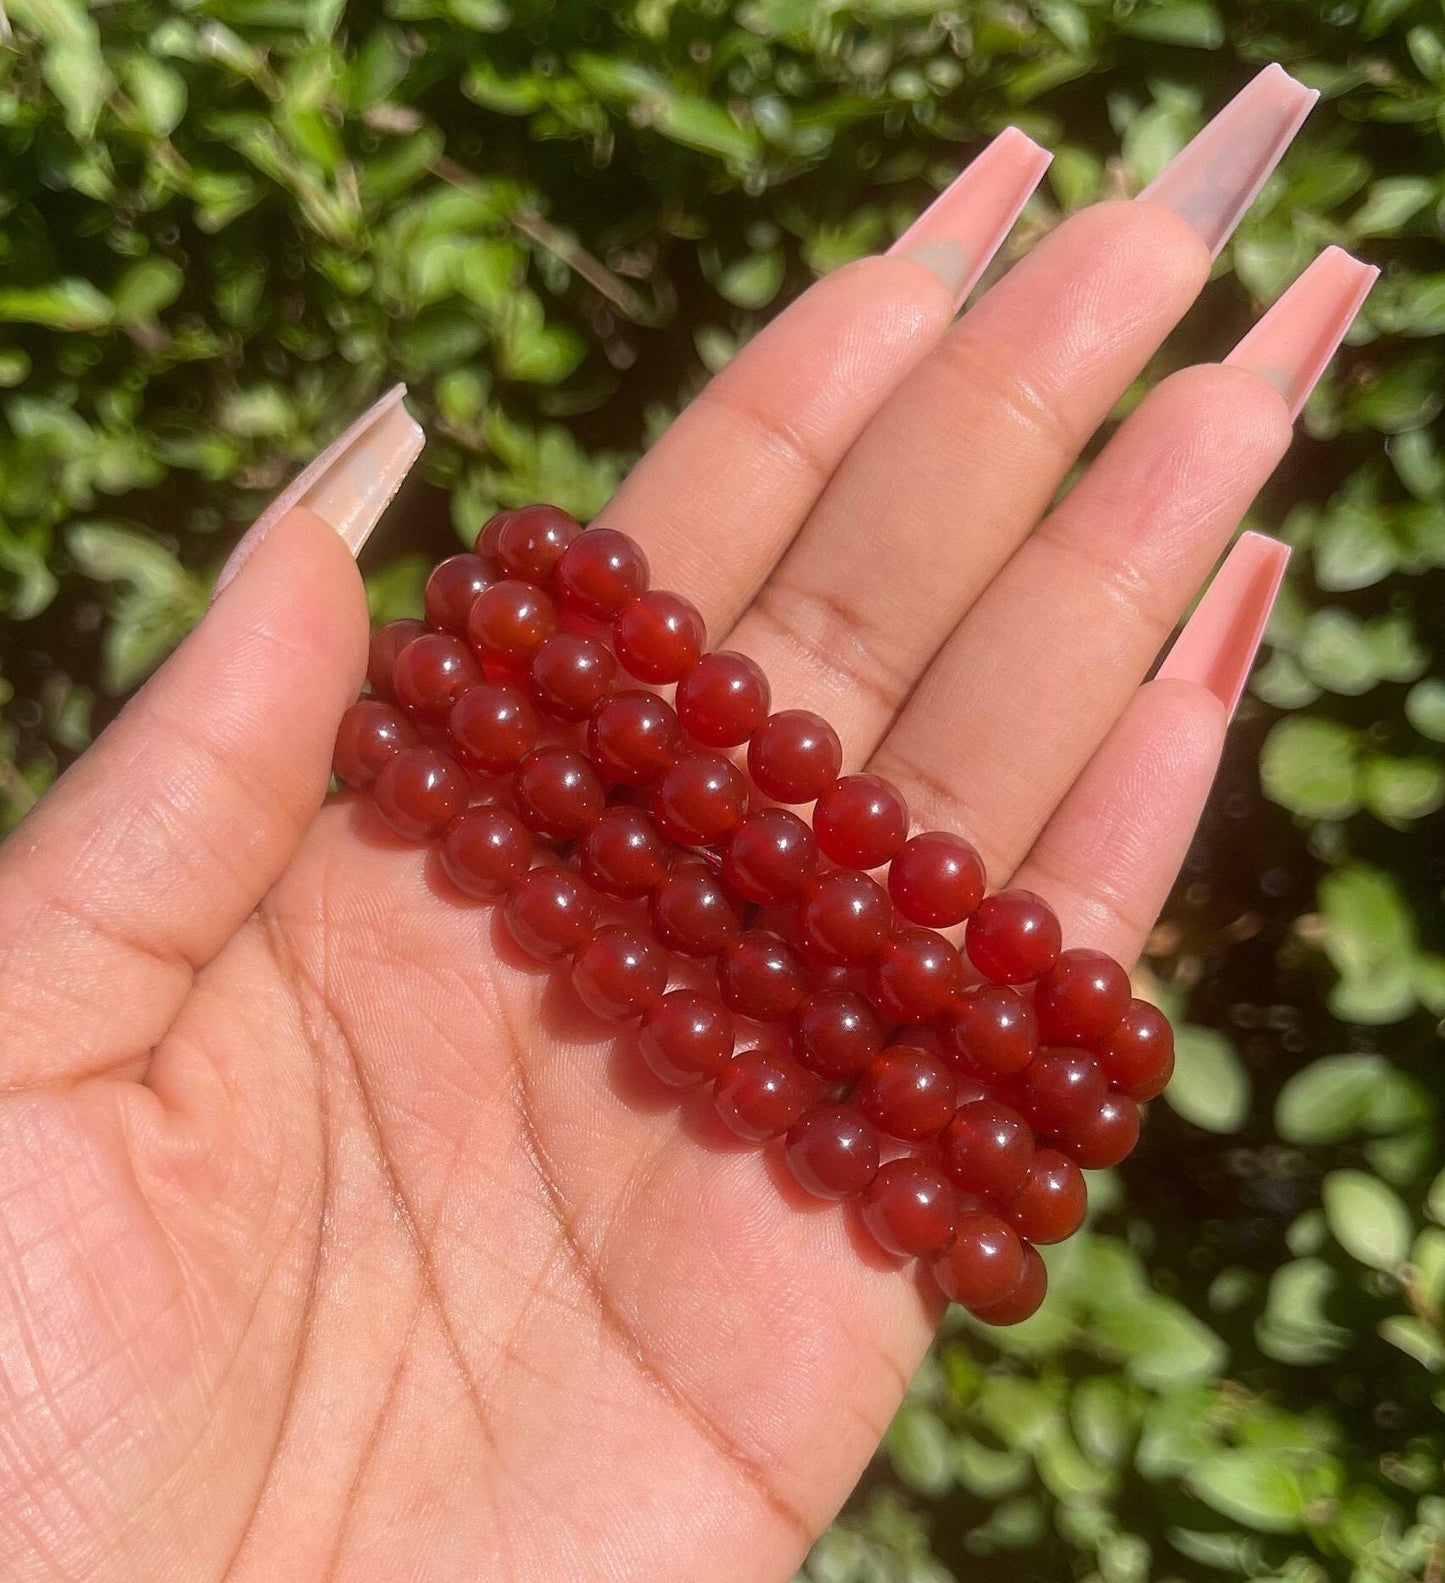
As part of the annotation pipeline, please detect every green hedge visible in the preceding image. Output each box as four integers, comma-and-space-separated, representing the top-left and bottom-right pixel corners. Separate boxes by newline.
2, 2, 1442, 1578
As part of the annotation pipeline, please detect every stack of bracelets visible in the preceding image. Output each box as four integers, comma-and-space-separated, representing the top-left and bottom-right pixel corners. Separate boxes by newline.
332, 504, 1176, 1326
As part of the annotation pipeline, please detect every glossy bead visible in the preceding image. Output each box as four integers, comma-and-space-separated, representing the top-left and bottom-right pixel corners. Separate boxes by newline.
424, 553, 494, 636
675, 651, 771, 747
555, 527, 649, 619
439, 807, 533, 898
785, 1105, 880, 1199
945, 985, 1038, 1081
393, 632, 483, 720
867, 927, 962, 1024
638, 992, 734, 1088
587, 690, 684, 786
855, 1045, 957, 1141
473, 508, 513, 562
467, 579, 558, 667
614, 590, 706, 683
888, 831, 986, 928
971, 1242, 1047, 1326
1018, 1048, 1109, 1141
579, 806, 673, 899
572, 925, 668, 1021
793, 988, 883, 1081
861, 1159, 959, 1259
932, 1212, 1026, 1311
965, 889, 1062, 984
529, 632, 617, 722
653, 752, 749, 846
1097, 999, 1174, 1101
747, 710, 843, 805
721, 809, 818, 906
514, 746, 606, 840
1005, 1149, 1087, 1245
372, 746, 469, 841
649, 863, 743, 958
503, 867, 597, 961
719, 930, 809, 1020
1035, 948, 1131, 1047
494, 502, 581, 582
813, 774, 909, 870
799, 870, 892, 963
714, 1048, 814, 1142
1064, 1094, 1141, 1170
333, 699, 419, 787
938, 1100, 1035, 1202
447, 682, 539, 774
367, 618, 427, 702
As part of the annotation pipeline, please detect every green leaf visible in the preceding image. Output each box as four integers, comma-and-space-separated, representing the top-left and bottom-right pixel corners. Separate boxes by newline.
1318, 864, 1419, 1024
886, 1405, 953, 1497
1188, 1451, 1306, 1533
1406, 679, 1445, 742
1361, 754, 1445, 824
1164, 1025, 1250, 1134
111, 257, 185, 325
1257, 1258, 1351, 1365
0, 280, 115, 331
1276, 1053, 1425, 1145
1323, 1169, 1412, 1271
1350, 175, 1439, 236
1378, 1315, 1445, 1371
1260, 716, 1360, 820
1120, 2, 1223, 49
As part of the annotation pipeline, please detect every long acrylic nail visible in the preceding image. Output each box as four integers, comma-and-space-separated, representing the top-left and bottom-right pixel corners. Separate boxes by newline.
1224, 246, 1379, 419
1156, 532, 1291, 718
213, 384, 424, 597
1139, 64, 1318, 257
888, 127, 1053, 307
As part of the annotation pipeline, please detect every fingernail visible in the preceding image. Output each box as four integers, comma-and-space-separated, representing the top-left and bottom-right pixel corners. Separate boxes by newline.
888, 127, 1053, 306
1223, 246, 1379, 419
1156, 531, 1291, 718
213, 384, 424, 598
1138, 64, 1318, 257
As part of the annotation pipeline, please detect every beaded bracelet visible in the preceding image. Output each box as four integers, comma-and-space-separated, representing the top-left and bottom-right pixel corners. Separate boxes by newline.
331, 505, 1176, 1326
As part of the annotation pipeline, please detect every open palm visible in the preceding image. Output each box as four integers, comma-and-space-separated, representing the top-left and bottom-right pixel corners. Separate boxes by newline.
1, 88, 1363, 1580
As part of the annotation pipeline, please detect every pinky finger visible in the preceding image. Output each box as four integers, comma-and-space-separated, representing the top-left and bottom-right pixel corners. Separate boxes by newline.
1006, 533, 1290, 964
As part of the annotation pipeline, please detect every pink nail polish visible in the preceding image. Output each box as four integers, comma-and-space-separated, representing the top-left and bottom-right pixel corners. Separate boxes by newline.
888, 127, 1053, 306
1224, 246, 1379, 419
1139, 64, 1319, 257
213, 384, 424, 598
1155, 532, 1291, 718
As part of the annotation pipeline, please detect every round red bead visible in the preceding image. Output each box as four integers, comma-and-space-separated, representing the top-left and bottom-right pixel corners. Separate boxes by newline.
971, 1241, 1047, 1326
714, 1049, 815, 1141
448, 681, 539, 775
653, 752, 749, 846
888, 831, 986, 928
747, 710, 843, 804
945, 985, 1038, 1080
614, 591, 706, 684
932, 1212, 1026, 1310
860, 1159, 959, 1259
1096, 999, 1174, 1101
1005, 1148, 1087, 1244
814, 774, 909, 870
579, 806, 673, 899
1035, 947, 1132, 1047
555, 527, 649, 619
504, 867, 597, 961
721, 809, 818, 906
588, 690, 684, 786
494, 503, 581, 583
649, 863, 743, 958
474, 508, 513, 562
439, 806, 533, 898
793, 988, 883, 1081
855, 1045, 956, 1141
424, 553, 494, 636
333, 699, 419, 787
529, 632, 617, 721
393, 632, 483, 720
1064, 1094, 1142, 1169
719, 930, 809, 1020
373, 746, 469, 841
638, 992, 734, 1088
938, 1099, 1035, 1203
514, 746, 606, 840
1019, 1048, 1109, 1141
676, 651, 771, 748
573, 925, 668, 1021
799, 870, 892, 963
367, 618, 427, 702
868, 927, 962, 1024
785, 1104, 880, 1199
965, 889, 1062, 984
467, 580, 558, 667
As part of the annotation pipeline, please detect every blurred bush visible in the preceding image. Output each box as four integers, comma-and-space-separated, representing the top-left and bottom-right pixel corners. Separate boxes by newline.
1, 0, 1441, 1577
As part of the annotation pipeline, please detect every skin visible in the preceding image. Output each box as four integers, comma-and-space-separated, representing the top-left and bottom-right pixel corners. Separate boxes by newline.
0, 199, 1296, 1582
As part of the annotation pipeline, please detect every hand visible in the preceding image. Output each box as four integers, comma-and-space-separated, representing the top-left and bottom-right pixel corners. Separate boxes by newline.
0, 68, 1372, 1582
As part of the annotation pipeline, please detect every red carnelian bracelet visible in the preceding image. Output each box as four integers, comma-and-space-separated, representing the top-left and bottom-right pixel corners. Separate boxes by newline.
331, 505, 1175, 1325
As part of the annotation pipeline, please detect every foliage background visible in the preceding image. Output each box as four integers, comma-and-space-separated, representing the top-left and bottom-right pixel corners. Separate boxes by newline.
1, 0, 1443, 1577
